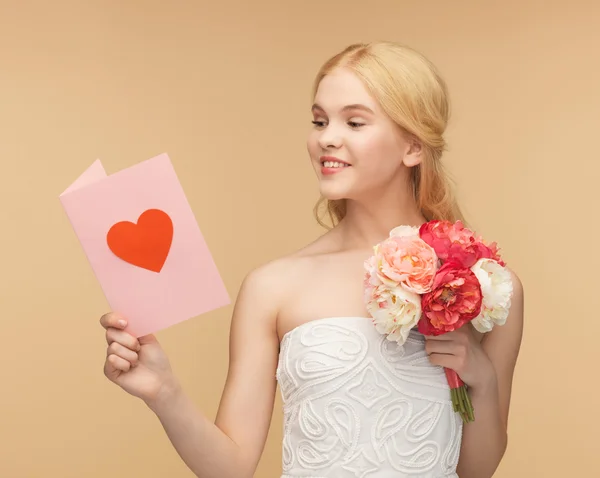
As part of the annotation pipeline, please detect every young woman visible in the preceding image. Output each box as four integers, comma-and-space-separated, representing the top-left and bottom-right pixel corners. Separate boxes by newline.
99, 41, 524, 478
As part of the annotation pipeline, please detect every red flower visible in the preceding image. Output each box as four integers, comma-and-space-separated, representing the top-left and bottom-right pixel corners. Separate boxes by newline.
477, 240, 505, 266
419, 220, 504, 268
418, 261, 483, 336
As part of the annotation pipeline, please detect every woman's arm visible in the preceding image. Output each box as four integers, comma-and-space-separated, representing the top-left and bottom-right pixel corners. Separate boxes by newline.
456, 270, 524, 478
147, 264, 282, 478
425, 269, 524, 478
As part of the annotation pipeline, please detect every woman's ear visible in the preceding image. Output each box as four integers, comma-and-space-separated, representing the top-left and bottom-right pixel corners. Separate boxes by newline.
403, 136, 424, 168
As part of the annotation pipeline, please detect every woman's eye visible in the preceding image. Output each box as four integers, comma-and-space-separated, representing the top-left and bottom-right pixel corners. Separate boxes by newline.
311, 120, 364, 128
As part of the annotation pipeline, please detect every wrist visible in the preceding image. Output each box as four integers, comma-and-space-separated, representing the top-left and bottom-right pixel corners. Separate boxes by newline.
145, 378, 184, 415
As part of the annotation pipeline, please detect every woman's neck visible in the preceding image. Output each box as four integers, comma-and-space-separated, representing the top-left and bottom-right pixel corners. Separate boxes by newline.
334, 197, 426, 251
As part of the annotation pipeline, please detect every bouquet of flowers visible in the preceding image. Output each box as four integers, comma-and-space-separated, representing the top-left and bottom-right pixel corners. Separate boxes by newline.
363, 220, 513, 423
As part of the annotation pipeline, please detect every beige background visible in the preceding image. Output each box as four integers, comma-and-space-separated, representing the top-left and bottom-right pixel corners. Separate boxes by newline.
1, 0, 598, 476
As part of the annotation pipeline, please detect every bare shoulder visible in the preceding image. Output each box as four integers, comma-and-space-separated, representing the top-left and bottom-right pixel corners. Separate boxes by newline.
238, 233, 334, 318
234, 231, 338, 318
503, 266, 525, 342
245, 230, 338, 280
509, 267, 524, 321
508, 267, 524, 306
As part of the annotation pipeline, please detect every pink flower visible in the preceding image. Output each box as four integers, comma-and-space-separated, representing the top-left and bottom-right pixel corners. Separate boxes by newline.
373, 234, 438, 294
363, 255, 382, 301
418, 261, 483, 336
419, 220, 504, 268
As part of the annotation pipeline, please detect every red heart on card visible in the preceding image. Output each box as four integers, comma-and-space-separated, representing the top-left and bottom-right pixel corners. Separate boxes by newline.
106, 209, 173, 273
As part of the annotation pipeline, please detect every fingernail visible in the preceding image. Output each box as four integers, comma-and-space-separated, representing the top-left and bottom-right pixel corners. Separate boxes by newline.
118, 319, 127, 327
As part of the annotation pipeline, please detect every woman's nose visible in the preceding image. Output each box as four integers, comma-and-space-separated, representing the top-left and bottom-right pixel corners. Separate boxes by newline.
318, 125, 343, 150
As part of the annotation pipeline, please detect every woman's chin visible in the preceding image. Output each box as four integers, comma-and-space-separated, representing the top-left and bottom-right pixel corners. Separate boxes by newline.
317, 182, 346, 200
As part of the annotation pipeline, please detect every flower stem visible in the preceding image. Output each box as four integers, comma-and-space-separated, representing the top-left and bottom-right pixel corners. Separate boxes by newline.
451, 385, 475, 423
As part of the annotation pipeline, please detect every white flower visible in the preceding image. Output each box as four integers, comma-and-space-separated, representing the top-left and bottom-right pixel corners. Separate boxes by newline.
365, 284, 422, 345
470, 258, 513, 333
389, 225, 420, 238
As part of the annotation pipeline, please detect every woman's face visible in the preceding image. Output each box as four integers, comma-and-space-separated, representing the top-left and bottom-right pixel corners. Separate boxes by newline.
307, 67, 421, 202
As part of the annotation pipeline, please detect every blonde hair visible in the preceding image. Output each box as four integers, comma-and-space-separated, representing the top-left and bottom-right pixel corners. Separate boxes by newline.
312, 41, 467, 229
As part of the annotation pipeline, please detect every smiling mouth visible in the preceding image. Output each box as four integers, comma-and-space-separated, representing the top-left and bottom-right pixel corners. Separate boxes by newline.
321, 160, 350, 168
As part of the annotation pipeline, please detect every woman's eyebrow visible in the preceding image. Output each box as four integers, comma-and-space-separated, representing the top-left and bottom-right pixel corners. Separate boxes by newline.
311, 103, 375, 114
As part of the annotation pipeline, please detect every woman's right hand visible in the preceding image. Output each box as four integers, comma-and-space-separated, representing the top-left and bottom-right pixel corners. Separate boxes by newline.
100, 312, 179, 407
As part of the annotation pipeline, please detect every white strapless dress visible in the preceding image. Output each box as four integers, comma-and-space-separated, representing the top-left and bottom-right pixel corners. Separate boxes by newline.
275, 316, 463, 478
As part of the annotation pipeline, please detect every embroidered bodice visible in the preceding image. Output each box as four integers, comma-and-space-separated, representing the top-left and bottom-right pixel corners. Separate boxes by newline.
275, 316, 463, 478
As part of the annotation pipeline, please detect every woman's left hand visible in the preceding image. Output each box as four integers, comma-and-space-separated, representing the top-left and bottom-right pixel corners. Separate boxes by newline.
424, 324, 497, 392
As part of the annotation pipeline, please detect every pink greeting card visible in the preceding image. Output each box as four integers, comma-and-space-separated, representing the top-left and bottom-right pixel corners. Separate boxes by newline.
59, 153, 231, 337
